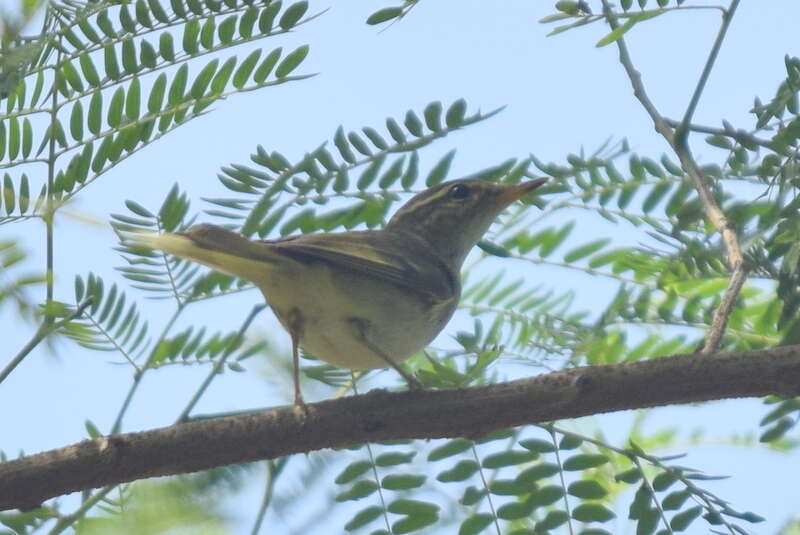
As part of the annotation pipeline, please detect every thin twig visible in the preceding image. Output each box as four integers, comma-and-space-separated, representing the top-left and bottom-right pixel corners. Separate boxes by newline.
351, 375, 392, 534
471, 445, 502, 535
47, 485, 114, 535
249, 459, 288, 535
631, 456, 672, 533
110, 305, 183, 434
675, 0, 742, 144
0, 298, 92, 384
700, 262, 748, 354
547, 426, 575, 535
176, 304, 266, 423
663, 118, 772, 150
43, 48, 61, 325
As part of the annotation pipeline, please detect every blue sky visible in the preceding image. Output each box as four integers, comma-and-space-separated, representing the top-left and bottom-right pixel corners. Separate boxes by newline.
2, 1, 799, 533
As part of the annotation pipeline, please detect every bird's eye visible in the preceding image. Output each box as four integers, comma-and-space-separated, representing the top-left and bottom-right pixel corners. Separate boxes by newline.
448, 184, 470, 200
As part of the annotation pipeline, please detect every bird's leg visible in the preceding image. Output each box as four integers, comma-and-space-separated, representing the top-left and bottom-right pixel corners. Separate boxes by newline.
348, 317, 423, 391
287, 307, 306, 408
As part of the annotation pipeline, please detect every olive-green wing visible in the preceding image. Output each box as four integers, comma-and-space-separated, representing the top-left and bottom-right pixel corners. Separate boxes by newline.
267, 231, 456, 302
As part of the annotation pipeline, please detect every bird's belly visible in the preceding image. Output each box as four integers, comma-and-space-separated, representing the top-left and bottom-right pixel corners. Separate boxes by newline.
257, 264, 453, 369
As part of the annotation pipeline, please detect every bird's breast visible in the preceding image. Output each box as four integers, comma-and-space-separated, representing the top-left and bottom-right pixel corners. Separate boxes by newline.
259, 262, 457, 369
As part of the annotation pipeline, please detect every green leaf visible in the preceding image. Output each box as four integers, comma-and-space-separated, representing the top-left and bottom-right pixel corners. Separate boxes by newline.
168, 64, 189, 105
517, 462, 560, 481
148, 73, 167, 113
386, 117, 406, 144
537, 510, 570, 530
97, 9, 117, 37
121, 38, 139, 74
183, 19, 200, 54
335, 480, 378, 502
186, 0, 204, 15
458, 514, 494, 535
135, 0, 153, 27
344, 506, 383, 532
426, 149, 455, 186
218, 15, 236, 44
234, 49, 262, 88
335, 460, 373, 484
254, 48, 281, 82
375, 451, 415, 466
530, 485, 564, 506
387, 499, 439, 516
259, 0, 281, 32
572, 503, 616, 522
79, 55, 101, 87
642, 181, 670, 212
496, 501, 534, 520
615, 467, 642, 484
424, 100, 443, 132
140, 40, 158, 68
200, 16, 217, 49
651, 471, 678, 491
61, 60, 84, 92
211, 57, 236, 94
191, 59, 219, 98
520, 438, 556, 453
539, 221, 574, 258
437, 460, 479, 482
148, 0, 170, 23
381, 474, 425, 490
70, 101, 84, 141
19, 174, 29, 213
392, 513, 438, 535
3, 174, 15, 214
404, 110, 423, 137
127, 77, 141, 119
334, 126, 356, 164
107, 87, 125, 128
239, 7, 259, 38
29, 72, 44, 108
401, 151, 418, 189
21, 119, 32, 158
669, 506, 702, 531
428, 438, 472, 461
562, 453, 608, 470
568, 480, 608, 499
445, 98, 467, 128
661, 490, 691, 511
564, 238, 610, 263
275, 44, 309, 78
460, 486, 486, 507
482, 449, 537, 469
279, 1, 308, 29
160, 32, 175, 61
363, 127, 388, 150
595, 12, 666, 47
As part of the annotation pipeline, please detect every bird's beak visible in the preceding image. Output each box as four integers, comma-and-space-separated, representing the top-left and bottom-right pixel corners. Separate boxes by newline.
499, 177, 549, 205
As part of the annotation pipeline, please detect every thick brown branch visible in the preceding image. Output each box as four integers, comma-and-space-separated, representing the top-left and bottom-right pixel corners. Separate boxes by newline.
2, 346, 800, 512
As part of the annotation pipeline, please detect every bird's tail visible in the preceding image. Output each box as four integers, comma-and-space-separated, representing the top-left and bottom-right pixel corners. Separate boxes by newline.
130, 224, 281, 282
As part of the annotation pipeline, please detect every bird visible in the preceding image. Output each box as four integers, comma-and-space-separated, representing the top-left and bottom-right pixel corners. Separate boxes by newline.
135, 177, 548, 406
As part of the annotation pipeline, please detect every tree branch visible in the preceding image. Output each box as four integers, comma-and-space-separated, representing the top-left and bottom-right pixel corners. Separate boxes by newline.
600, 0, 746, 353
663, 117, 772, 150
2, 345, 800, 512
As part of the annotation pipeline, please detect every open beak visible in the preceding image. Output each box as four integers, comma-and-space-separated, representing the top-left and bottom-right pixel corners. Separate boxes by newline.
499, 177, 549, 205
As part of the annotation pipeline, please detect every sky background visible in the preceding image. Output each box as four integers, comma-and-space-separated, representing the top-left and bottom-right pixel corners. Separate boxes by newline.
2, 1, 799, 533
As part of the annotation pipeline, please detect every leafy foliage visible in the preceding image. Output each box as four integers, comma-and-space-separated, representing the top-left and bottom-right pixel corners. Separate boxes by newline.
2, 1, 798, 534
